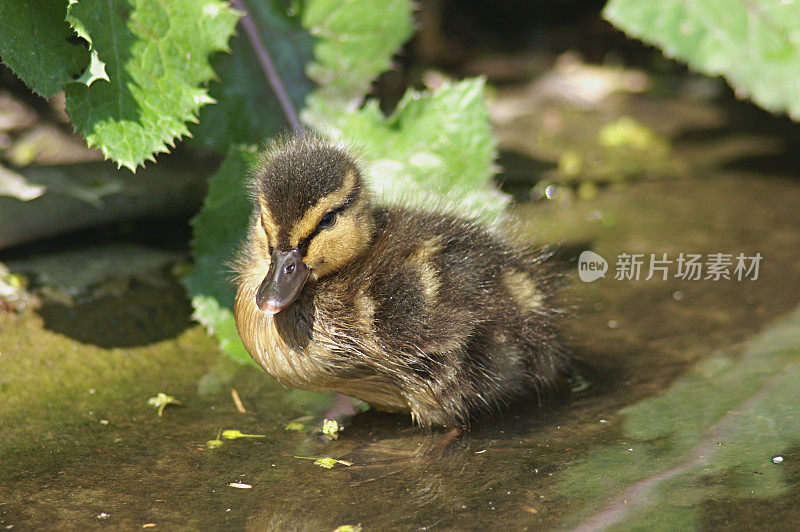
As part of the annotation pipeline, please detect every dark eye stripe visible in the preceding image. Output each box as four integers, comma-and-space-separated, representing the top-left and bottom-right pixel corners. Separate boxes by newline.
297, 188, 359, 256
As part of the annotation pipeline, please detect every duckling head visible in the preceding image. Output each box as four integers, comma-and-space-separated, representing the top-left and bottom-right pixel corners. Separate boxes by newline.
248, 136, 374, 314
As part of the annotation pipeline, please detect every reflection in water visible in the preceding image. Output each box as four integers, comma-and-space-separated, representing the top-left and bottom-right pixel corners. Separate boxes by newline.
565, 305, 800, 531
242, 402, 584, 530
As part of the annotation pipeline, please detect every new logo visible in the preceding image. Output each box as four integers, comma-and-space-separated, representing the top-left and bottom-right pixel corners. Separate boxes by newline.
578, 251, 608, 282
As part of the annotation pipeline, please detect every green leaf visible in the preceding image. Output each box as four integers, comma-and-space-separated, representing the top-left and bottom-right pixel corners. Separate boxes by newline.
182, 145, 258, 365
302, 0, 414, 103
557, 303, 800, 529
192, 0, 414, 151
307, 78, 507, 218
0, 0, 89, 98
192, 0, 314, 151
63, 0, 240, 170
604, 0, 800, 120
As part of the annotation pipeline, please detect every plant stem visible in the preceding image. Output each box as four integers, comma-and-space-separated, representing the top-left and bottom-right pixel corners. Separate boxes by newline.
231, 0, 304, 137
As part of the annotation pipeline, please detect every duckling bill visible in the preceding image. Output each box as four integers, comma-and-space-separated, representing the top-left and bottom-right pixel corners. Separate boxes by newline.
234, 135, 571, 428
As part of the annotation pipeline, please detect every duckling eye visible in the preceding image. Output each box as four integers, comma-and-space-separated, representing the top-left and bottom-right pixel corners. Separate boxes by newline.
317, 210, 338, 230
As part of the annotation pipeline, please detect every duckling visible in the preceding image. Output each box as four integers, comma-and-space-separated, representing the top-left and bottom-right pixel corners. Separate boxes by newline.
233, 135, 571, 428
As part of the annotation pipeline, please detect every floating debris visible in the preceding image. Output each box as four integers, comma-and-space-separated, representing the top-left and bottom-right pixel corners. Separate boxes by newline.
321, 419, 342, 439
569, 373, 592, 393
228, 482, 252, 489
333, 525, 362, 532
231, 388, 247, 413
0, 264, 32, 311
146, 393, 180, 417
284, 422, 305, 431
206, 429, 224, 449
314, 458, 338, 469
221, 429, 265, 440
772, 456, 784, 464
295, 456, 353, 469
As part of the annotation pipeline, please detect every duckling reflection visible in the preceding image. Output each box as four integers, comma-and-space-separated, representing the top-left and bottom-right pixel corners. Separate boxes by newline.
234, 135, 571, 428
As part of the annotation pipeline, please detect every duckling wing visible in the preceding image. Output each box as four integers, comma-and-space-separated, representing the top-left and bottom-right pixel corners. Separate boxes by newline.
316, 208, 570, 426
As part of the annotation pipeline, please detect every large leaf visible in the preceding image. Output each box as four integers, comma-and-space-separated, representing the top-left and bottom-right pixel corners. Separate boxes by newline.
193, 0, 414, 151
192, 0, 314, 150
604, 0, 800, 120
182, 145, 258, 365
302, 0, 414, 104
307, 78, 507, 219
558, 304, 800, 529
64, 0, 240, 170
0, 0, 89, 98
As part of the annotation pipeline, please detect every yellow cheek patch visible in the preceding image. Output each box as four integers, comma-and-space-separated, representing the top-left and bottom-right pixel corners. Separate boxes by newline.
502, 270, 544, 310
305, 211, 370, 278
289, 169, 357, 248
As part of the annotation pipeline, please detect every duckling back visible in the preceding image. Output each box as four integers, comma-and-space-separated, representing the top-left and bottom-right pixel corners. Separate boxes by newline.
309, 207, 571, 427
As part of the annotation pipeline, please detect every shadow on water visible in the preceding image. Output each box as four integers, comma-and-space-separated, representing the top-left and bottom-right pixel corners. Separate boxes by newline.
37, 276, 193, 348
674, 97, 800, 180
495, 149, 558, 200
2, 216, 195, 347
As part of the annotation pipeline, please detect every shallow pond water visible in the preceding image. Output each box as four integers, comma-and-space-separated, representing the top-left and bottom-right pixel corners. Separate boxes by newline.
3, 161, 800, 529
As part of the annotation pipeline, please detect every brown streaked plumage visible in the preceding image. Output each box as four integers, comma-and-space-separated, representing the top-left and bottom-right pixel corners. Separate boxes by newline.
233, 135, 572, 428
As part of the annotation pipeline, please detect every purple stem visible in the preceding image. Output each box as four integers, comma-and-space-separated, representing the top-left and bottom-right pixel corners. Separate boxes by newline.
231, 0, 304, 137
